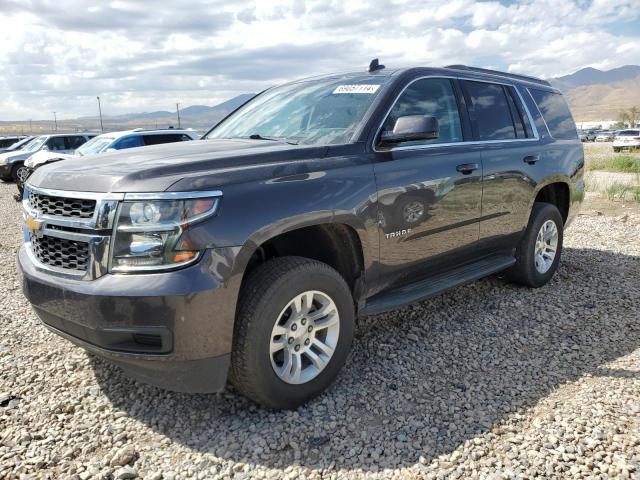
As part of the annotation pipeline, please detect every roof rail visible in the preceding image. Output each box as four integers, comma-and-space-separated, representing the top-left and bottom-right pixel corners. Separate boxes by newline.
445, 65, 551, 87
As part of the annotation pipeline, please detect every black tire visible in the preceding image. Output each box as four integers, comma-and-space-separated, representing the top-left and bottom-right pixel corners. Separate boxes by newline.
507, 202, 564, 288
230, 256, 355, 409
9, 163, 22, 182
613, 147, 621, 153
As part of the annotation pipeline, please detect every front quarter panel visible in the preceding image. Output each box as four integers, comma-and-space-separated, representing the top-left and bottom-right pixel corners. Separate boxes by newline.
172, 146, 380, 291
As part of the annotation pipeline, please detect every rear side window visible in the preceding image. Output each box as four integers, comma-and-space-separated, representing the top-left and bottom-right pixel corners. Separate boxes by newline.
143, 134, 188, 145
528, 89, 578, 140
382, 78, 463, 146
464, 81, 518, 141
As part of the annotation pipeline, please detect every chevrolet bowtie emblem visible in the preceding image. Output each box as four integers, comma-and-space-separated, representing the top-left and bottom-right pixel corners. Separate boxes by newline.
25, 214, 43, 234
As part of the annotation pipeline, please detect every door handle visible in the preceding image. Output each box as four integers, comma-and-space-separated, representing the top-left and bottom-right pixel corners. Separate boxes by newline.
456, 163, 479, 174
523, 155, 540, 165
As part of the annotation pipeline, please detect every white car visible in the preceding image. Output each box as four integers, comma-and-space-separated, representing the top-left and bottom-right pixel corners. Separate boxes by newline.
25, 128, 199, 170
595, 131, 615, 142
1, 133, 96, 182
612, 129, 640, 152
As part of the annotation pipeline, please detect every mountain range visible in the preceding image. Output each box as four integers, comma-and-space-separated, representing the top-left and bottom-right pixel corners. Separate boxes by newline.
550, 65, 640, 121
1, 65, 638, 135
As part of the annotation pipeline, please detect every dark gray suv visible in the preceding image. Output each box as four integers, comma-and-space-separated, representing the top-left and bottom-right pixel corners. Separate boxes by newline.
19, 63, 584, 409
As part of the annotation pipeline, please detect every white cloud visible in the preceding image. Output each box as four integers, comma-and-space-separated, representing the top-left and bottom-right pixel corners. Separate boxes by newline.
0, 0, 639, 120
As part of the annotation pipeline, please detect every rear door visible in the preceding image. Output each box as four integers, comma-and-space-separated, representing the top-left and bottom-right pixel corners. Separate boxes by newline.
372, 77, 483, 289
461, 80, 540, 252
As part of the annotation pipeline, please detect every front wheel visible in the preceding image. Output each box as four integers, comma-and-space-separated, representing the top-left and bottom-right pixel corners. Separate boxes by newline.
230, 257, 355, 409
507, 202, 564, 288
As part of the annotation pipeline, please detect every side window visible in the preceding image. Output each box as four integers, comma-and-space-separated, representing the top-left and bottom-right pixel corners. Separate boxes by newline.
113, 135, 145, 150
383, 78, 463, 146
65, 136, 87, 150
143, 134, 183, 145
528, 89, 578, 140
464, 81, 519, 140
181, 134, 194, 141
504, 87, 534, 139
47, 137, 67, 151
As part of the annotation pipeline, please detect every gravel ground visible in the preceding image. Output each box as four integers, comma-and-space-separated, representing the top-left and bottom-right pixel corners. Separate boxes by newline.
1, 182, 639, 480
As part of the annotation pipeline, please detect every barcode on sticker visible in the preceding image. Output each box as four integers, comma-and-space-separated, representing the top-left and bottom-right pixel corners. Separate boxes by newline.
333, 85, 380, 94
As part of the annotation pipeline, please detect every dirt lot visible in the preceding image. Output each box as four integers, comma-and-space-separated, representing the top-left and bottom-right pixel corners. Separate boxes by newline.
1, 182, 639, 480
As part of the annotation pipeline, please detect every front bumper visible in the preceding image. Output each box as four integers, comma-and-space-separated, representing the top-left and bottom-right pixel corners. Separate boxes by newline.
18, 246, 241, 393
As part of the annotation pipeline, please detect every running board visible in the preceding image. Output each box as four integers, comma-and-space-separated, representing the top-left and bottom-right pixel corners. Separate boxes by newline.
360, 255, 516, 316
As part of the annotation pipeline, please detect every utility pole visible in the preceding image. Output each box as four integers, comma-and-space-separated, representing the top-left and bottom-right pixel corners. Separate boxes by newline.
53, 112, 58, 131
97, 96, 104, 133
29, 119, 32, 134
176, 102, 181, 129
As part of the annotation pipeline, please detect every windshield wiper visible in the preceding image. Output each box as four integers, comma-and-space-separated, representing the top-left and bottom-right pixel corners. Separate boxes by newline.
247, 134, 298, 145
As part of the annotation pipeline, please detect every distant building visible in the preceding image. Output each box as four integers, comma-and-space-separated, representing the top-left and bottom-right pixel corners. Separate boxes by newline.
575, 120, 618, 130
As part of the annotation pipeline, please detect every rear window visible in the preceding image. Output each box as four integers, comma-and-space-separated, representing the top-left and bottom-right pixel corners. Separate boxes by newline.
529, 89, 578, 140
618, 130, 640, 136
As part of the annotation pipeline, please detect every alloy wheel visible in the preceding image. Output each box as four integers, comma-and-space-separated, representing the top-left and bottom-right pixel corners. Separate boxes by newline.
269, 290, 340, 385
534, 219, 559, 274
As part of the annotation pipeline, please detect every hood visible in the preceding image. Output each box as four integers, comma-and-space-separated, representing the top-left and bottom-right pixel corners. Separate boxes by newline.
27, 139, 329, 193
25, 150, 74, 168
0, 150, 30, 164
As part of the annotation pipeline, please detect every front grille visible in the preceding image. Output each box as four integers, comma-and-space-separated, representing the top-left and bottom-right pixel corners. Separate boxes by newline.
29, 192, 96, 219
30, 234, 90, 271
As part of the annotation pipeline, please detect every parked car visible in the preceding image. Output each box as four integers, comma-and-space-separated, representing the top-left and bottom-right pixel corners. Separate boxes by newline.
0, 136, 36, 154
613, 129, 640, 152
0, 133, 96, 182
17, 129, 199, 195
19, 63, 584, 409
578, 130, 596, 142
595, 130, 615, 142
0, 135, 28, 151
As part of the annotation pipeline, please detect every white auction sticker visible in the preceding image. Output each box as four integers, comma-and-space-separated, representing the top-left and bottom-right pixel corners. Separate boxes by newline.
332, 84, 380, 94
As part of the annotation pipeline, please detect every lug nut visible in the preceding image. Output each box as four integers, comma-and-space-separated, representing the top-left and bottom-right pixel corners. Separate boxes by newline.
304, 339, 310, 346
308, 325, 313, 332
294, 345, 301, 352
291, 324, 297, 331
288, 337, 294, 344
301, 318, 307, 325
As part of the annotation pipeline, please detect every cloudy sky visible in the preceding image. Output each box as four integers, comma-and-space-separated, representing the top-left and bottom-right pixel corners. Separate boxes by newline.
1, 0, 639, 120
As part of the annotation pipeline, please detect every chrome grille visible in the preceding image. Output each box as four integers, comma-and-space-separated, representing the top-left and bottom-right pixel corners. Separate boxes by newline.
30, 234, 89, 271
28, 191, 96, 219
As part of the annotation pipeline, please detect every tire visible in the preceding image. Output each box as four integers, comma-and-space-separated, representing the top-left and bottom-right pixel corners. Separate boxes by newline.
507, 202, 564, 288
9, 163, 22, 182
230, 256, 355, 409
613, 147, 621, 153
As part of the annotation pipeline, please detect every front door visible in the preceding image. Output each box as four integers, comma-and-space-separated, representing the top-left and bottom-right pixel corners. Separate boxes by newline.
372, 77, 483, 291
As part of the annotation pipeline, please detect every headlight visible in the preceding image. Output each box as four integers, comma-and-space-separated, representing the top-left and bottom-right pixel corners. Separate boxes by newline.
111, 195, 220, 273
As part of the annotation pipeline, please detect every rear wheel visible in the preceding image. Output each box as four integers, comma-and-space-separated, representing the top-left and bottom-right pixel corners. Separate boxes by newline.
230, 257, 355, 409
507, 202, 563, 288
613, 147, 621, 152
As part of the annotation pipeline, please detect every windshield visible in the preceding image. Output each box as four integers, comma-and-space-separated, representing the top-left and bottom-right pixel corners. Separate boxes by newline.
23, 136, 47, 152
75, 136, 114, 156
206, 75, 388, 145
618, 130, 640, 136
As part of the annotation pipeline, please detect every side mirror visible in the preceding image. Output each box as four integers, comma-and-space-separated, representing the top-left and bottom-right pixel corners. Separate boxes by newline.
41, 145, 49, 151
380, 115, 439, 145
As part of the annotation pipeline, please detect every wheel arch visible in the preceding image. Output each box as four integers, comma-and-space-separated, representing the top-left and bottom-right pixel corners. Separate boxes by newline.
533, 180, 570, 224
